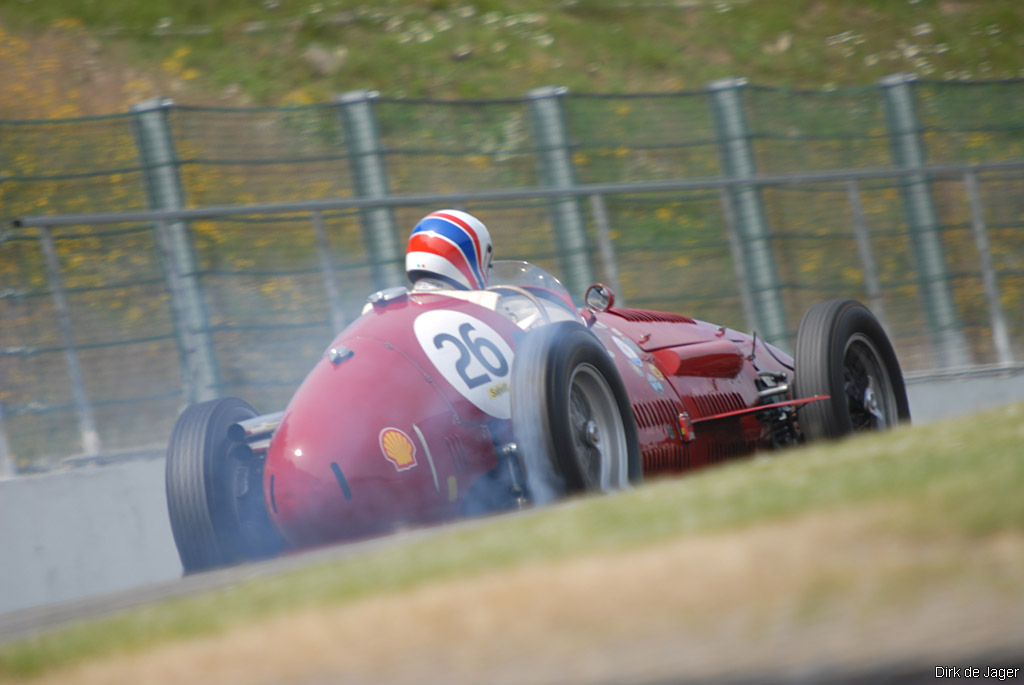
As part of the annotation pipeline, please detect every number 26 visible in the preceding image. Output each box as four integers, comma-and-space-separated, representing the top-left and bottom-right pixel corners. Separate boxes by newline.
433, 323, 509, 389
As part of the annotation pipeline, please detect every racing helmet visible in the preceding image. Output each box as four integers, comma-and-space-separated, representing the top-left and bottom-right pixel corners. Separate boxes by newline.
406, 209, 493, 290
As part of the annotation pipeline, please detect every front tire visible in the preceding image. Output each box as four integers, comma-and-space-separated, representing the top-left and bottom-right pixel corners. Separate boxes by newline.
165, 397, 282, 574
793, 299, 910, 441
510, 322, 641, 505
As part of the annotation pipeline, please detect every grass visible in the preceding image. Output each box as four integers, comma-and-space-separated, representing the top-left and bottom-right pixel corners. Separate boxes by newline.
1, 402, 1022, 679
0, 1, 1022, 111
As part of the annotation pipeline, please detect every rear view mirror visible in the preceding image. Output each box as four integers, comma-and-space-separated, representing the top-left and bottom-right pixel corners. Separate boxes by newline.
584, 283, 615, 312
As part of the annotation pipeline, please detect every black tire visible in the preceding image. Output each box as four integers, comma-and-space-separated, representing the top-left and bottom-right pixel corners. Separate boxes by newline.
510, 321, 641, 505
793, 299, 911, 441
165, 397, 282, 574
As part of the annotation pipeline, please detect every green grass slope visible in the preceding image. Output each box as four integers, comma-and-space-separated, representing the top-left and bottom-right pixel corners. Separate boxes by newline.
1, 403, 1022, 679
1, 0, 1022, 112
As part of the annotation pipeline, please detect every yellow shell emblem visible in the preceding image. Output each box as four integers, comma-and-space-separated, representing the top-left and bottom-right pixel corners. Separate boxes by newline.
379, 428, 417, 471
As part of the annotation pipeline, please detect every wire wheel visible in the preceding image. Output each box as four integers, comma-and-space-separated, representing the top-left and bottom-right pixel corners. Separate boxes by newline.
794, 298, 911, 441
842, 333, 899, 431
568, 363, 630, 490
511, 322, 640, 505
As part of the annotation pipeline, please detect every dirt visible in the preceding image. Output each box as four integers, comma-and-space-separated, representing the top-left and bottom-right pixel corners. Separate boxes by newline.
22, 508, 1024, 684
0, 21, 242, 120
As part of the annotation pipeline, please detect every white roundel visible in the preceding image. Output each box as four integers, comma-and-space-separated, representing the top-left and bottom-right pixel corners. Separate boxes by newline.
414, 310, 515, 419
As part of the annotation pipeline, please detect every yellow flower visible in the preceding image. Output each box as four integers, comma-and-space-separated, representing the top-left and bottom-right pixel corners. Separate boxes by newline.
282, 88, 314, 106
967, 132, 991, 149
841, 266, 862, 282
52, 18, 83, 30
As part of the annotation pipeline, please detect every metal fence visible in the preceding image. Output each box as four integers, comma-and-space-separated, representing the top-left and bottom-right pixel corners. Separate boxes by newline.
2, 75, 1023, 473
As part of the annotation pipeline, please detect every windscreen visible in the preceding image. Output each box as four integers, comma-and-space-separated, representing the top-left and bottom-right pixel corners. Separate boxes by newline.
488, 260, 575, 312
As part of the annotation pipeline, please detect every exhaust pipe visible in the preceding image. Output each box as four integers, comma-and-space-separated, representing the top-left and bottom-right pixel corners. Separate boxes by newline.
229, 411, 284, 444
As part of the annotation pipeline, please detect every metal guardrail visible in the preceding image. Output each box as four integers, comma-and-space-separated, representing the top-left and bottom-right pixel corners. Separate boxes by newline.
14, 160, 1024, 228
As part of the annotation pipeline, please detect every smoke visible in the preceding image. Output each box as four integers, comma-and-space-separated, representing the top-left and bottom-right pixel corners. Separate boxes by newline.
509, 321, 575, 507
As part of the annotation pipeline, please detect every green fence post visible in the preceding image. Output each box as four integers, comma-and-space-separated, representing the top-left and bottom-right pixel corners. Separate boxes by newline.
336, 90, 404, 290
526, 86, 595, 299
0, 402, 15, 478
38, 226, 101, 456
964, 170, 1012, 365
879, 73, 970, 368
588, 193, 625, 304
845, 180, 889, 328
708, 78, 789, 347
718, 188, 757, 333
311, 209, 347, 334
131, 98, 220, 403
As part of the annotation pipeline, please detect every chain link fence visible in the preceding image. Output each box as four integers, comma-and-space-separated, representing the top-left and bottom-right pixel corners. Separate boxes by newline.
2, 76, 1022, 473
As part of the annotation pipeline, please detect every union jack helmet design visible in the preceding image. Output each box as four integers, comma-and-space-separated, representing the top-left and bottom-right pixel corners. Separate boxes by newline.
406, 210, 494, 290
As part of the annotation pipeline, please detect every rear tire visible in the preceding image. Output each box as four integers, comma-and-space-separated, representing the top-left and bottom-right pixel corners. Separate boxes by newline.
166, 397, 282, 574
510, 322, 641, 505
793, 299, 910, 441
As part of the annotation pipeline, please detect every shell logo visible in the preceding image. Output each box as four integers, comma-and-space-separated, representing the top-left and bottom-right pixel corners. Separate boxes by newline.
379, 427, 417, 471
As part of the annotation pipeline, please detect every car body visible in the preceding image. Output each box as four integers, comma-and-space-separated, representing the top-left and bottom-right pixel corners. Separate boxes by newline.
166, 261, 910, 573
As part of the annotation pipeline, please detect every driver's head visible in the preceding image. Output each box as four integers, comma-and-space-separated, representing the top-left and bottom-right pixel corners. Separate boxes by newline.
406, 209, 493, 290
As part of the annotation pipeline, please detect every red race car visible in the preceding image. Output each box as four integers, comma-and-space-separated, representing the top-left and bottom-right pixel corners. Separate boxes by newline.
165, 261, 910, 574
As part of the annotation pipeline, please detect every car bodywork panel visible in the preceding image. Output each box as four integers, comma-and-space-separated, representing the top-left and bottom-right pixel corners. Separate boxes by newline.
260, 283, 806, 548
589, 308, 795, 475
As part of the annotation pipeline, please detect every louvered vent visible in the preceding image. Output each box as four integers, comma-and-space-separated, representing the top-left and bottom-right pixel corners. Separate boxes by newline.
632, 398, 679, 429
632, 399, 685, 472
643, 444, 685, 472
691, 392, 746, 418
611, 308, 695, 324
445, 434, 468, 472
707, 439, 751, 464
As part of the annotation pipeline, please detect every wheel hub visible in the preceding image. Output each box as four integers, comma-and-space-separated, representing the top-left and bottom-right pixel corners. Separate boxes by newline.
843, 335, 894, 432
583, 420, 601, 447
862, 381, 884, 425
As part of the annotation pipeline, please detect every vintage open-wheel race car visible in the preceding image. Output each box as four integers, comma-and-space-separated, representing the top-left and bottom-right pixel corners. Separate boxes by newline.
165, 260, 910, 574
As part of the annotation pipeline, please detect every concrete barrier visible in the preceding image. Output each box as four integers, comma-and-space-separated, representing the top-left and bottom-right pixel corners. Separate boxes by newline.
0, 457, 181, 615
0, 371, 1021, 616
905, 367, 1024, 423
